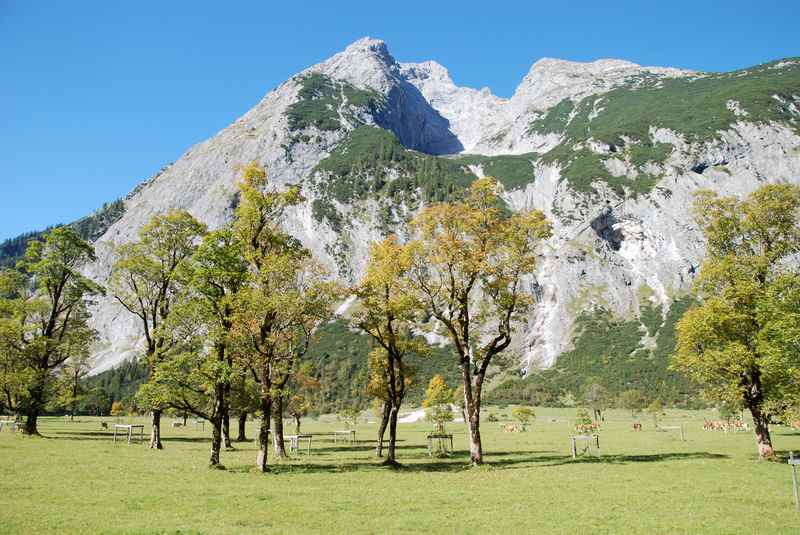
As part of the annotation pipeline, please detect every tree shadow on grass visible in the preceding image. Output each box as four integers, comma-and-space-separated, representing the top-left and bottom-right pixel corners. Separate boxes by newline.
310, 442, 417, 454
773, 450, 800, 463
222, 450, 729, 475
533, 451, 729, 468
43, 431, 211, 444
43, 431, 115, 441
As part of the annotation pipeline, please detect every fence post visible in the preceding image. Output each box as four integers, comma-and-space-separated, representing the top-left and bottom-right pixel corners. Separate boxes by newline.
791, 451, 799, 512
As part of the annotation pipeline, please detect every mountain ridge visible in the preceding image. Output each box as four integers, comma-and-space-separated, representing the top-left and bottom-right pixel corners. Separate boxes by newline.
4, 39, 799, 390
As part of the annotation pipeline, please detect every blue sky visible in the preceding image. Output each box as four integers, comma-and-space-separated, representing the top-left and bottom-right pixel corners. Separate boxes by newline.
1, 0, 798, 241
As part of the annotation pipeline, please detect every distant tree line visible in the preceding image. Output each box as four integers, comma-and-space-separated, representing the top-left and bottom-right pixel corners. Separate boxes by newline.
0, 199, 125, 268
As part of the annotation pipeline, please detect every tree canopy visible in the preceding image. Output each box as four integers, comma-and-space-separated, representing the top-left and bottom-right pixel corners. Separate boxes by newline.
674, 184, 800, 459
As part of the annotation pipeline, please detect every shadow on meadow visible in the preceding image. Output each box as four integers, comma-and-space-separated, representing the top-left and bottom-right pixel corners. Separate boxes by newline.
42, 430, 211, 444
774, 450, 800, 463
220, 449, 728, 475
536, 451, 729, 467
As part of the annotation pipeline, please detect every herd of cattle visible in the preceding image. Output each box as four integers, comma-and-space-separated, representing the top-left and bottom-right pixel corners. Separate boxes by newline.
496, 417, 800, 434
702, 420, 750, 432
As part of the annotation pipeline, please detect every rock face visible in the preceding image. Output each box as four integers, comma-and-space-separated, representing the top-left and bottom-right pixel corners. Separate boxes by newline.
85, 37, 800, 374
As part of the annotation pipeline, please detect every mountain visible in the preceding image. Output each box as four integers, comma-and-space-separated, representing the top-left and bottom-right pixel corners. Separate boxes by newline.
10, 38, 799, 398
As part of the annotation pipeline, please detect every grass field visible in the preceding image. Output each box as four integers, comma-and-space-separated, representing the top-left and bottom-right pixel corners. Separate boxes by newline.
2, 408, 799, 534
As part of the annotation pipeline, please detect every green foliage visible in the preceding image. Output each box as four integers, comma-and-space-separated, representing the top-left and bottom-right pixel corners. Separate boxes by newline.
541, 145, 658, 197
311, 199, 345, 232
83, 358, 148, 411
0, 199, 125, 269
674, 184, 800, 457
336, 407, 360, 431
718, 402, 741, 422
110, 210, 207, 377
618, 389, 647, 418
0, 227, 102, 432
574, 408, 593, 430
511, 406, 535, 426
423, 375, 454, 433
311, 126, 476, 228
628, 142, 673, 169
304, 320, 460, 413
647, 399, 664, 426
449, 153, 539, 190
532, 59, 800, 196
486, 297, 698, 407
109, 400, 126, 417
70, 199, 126, 242
528, 98, 575, 134
0, 230, 50, 269
286, 74, 385, 132
639, 302, 663, 337
567, 61, 800, 145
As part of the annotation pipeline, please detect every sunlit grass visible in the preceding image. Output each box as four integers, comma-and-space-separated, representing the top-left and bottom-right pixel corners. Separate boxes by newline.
1, 407, 799, 534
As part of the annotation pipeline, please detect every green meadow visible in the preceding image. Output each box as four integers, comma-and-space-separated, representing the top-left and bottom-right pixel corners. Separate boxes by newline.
2, 408, 799, 534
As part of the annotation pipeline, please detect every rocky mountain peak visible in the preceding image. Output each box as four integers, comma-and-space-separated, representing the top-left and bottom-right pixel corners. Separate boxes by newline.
400, 60, 454, 86
511, 57, 693, 112
308, 36, 399, 93
343, 36, 392, 61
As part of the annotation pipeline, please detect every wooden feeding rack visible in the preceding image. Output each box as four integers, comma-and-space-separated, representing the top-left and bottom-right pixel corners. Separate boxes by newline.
113, 424, 145, 445
570, 434, 600, 458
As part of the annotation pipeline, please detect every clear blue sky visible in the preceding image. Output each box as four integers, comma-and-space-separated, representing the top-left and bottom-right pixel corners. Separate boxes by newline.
1, 0, 798, 241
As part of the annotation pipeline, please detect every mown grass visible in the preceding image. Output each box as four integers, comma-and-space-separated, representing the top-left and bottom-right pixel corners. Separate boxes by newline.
2, 408, 799, 534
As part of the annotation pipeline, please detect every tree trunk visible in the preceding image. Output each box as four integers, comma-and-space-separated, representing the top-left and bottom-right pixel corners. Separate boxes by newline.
375, 400, 390, 457
294, 413, 301, 434
222, 408, 232, 449
749, 404, 775, 459
209, 379, 226, 467
256, 396, 272, 472
236, 413, 248, 442
461, 365, 483, 465
23, 383, 44, 435
385, 403, 400, 465
70, 378, 78, 422
210, 416, 223, 467
182, 412, 188, 426
466, 401, 482, 465
24, 403, 39, 435
273, 396, 287, 459
149, 409, 163, 449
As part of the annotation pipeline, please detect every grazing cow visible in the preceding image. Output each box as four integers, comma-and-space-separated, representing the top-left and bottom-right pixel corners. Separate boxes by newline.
100, 422, 108, 430
632, 422, 642, 431
730, 420, 748, 432
503, 424, 521, 433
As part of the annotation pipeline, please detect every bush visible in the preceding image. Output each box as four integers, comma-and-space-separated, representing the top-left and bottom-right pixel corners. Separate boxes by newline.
423, 375, 454, 433
511, 406, 535, 429
110, 401, 126, 417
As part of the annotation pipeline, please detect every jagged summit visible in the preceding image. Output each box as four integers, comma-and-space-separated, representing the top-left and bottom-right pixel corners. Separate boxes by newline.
400, 60, 454, 85
307, 37, 399, 93
292, 39, 707, 155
